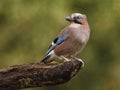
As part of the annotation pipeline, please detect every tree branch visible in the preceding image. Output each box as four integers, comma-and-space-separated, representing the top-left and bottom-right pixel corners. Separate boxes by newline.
0, 57, 84, 90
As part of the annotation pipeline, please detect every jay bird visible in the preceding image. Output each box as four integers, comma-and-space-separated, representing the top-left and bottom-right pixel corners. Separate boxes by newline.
41, 13, 90, 63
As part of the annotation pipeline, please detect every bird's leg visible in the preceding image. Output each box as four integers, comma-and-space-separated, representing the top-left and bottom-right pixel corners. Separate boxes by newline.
71, 55, 83, 62
59, 55, 70, 62
70, 55, 77, 59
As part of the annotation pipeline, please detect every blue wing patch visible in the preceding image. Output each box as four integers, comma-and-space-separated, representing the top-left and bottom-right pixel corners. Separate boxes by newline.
54, 35, 68, 45
46, 35, 68, 55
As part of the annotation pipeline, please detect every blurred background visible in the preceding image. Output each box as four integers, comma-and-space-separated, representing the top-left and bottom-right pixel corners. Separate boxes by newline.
0, 0, 120, 90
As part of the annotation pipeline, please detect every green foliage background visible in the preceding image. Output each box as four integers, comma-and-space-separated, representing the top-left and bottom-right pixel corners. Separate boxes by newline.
0, 0, 120, 90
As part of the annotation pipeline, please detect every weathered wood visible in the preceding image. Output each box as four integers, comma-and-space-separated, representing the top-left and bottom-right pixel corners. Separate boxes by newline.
0, 57, 84, 90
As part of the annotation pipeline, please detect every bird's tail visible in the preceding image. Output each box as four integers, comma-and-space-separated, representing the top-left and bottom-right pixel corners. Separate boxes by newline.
40, 55, 51, 63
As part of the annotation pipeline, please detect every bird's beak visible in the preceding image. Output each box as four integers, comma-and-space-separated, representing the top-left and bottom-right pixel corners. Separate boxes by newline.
66, 16, 73, 21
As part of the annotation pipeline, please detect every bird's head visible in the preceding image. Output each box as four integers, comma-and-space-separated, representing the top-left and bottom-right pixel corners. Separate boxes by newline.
66, 13, 86, 24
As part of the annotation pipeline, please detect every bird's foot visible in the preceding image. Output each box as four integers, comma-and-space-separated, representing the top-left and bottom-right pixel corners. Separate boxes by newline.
70, 56, 84, 67
60, 56, 70, 62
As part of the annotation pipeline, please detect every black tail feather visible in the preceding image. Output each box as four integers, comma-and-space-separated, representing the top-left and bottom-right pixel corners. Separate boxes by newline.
41, 55, 50, 62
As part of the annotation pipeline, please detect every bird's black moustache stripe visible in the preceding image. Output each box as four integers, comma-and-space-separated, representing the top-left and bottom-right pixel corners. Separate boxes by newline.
74, 20, 82, 24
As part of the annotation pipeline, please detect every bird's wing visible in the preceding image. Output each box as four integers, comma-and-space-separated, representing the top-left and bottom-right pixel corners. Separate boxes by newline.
45, 35, 68, 56
41, 35, 68, 62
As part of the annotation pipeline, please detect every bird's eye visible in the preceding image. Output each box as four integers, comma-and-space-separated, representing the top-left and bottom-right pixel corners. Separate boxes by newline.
76, 16, 80, 19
